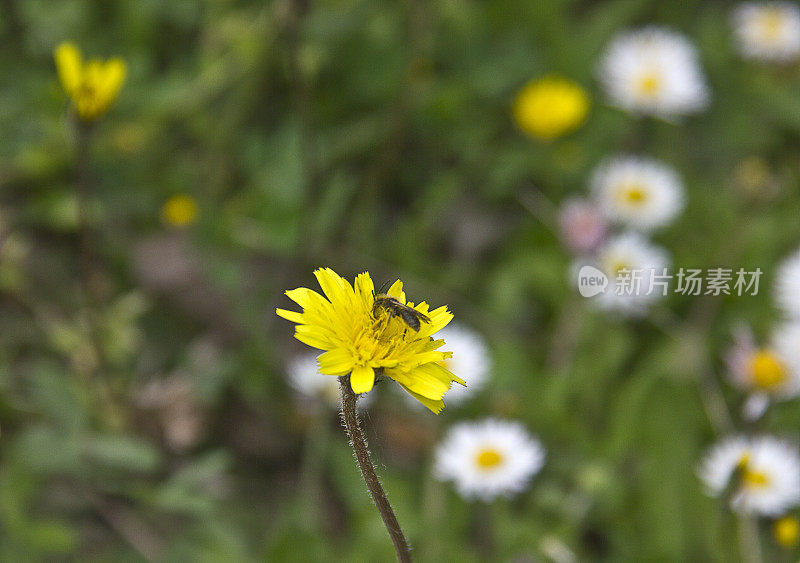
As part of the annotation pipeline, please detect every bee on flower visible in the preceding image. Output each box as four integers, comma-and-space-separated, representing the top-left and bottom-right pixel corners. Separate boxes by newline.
590, 156, 685, 232
54, 42, 127, 122
699, 436, 800, 516
732, 2, 800, 62
597, 27, 709, 118
433, 419, 545, 501
276, 268, 464, 413
512, 75, 590, 140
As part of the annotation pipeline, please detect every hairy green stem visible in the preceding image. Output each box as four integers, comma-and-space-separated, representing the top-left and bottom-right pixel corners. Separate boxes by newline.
339, 376, 412, 562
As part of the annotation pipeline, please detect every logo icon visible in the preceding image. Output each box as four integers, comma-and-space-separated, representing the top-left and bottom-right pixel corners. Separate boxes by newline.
577, 265, 608, 298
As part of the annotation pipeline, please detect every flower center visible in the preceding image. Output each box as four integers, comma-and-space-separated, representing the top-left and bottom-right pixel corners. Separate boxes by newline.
758, 10, 784, 41
737, 454, 771, 489
618, 184, 648, 206
742, 468, 770, 488
749, 350, 786, 389
637, 72, 661, 97
475, 448, 504, 470
603, 258, 632, 279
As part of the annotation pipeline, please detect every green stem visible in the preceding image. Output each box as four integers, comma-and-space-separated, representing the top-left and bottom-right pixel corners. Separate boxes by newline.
72, 117, 122, 429
737, 515, 763, 563
338, 376, 412, 563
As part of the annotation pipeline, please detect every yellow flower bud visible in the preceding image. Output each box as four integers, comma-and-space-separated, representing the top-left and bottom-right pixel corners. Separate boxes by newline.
161, 195, 199, 228
513, 75, 590, 140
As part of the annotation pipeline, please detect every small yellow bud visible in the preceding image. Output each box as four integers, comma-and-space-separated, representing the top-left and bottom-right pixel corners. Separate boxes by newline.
774, 516, 800, 548
161, 195, 199, 228
513, 75, 590, 140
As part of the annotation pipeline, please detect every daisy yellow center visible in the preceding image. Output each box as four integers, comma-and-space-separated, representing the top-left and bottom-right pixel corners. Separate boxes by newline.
475, 448, 504, 470
758, 10, 784, 41
737, 454, 771, 489
637, 72, 661, 97
749, 350, 786, 389
742, 468, 770, 488
604, 258, 632, 278
618, 184, 648, 206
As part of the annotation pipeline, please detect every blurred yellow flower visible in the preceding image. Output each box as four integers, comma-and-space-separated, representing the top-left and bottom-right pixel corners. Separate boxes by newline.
161, 194, 199, 227
774, 515, 800, 548
54, 42, 127, 122
513, 75, 589, 140
277, 268, 464, 413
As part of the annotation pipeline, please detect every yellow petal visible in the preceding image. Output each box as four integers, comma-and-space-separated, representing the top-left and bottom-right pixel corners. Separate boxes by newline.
421, 306, 453, 335
386, 279, 406, 303
399, 385, 444, 414
285, 287, 322, 309
314, 268, 349, 305
96, 57, 126, 106
419, 361, 466, 387
295, 325, 336, 350
318, 348, 355, 375
275, 308, 304, 323
384, 366, 445, 400
54, 42, 83, 95
354, 272, 375, 309
350, 365, 375, 394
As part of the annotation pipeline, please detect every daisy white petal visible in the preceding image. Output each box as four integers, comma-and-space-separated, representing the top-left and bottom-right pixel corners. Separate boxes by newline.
434, 419, 545, 502
590, 155, 685, 231
775, 248, 800, 319
733, 2, 800, 62
699, 436, 800, 516
598, 26, 709, 118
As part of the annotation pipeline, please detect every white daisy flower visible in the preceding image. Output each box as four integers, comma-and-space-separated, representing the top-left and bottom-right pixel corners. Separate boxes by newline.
598, 26, 710, 118
699, 436, 800, 516
724, 324, 800, 420
286, 353, 373, 410
733, 2, 800, 62
590, 155, 685, 231
772, 321, 800, 397
433, 419, 545, 502
591, 232, 670, 316
775, 248, 800, 318
437, 324, 490, 405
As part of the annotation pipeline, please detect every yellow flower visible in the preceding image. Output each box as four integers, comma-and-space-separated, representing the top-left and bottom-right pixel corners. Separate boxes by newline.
277, 268, 465, 413
54, 42, 127, 122
774, 516, 800, 548
161, 194, 199, 227
513, 75, 590, 140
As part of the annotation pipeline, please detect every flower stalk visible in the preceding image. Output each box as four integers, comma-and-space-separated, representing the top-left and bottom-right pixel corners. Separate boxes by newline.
338, 375, 412, 563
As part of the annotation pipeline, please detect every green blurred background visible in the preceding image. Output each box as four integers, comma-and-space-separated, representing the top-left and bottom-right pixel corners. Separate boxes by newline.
2, 0, 800, 560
